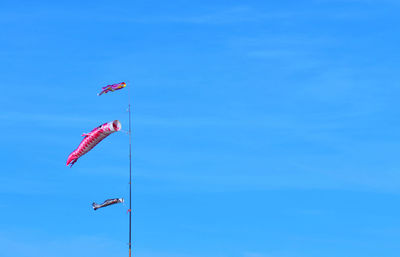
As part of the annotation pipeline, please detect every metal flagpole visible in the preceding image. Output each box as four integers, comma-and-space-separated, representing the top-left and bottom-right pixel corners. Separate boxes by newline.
128, 83, 132, 257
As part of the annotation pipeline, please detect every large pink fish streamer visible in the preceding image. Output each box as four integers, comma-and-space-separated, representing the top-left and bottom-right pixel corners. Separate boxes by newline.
66, 120, 122, 167
98, 82, 126, 96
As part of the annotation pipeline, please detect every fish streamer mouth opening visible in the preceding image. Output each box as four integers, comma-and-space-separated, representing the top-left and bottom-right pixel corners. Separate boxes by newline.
113, 120, 122, 131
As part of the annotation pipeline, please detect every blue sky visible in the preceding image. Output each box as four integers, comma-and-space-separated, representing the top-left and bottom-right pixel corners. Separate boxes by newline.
2, 0, 400, 256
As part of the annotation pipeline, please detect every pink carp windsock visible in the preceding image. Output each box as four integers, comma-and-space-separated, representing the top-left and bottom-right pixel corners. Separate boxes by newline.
98, 82, 126, 96
66, 120, 122, 167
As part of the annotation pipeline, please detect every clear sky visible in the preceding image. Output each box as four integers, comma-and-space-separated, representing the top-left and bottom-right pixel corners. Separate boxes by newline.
1, 0, 400, 256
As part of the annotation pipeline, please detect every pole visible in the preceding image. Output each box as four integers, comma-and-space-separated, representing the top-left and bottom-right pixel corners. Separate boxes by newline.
128, 85, 132, 257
